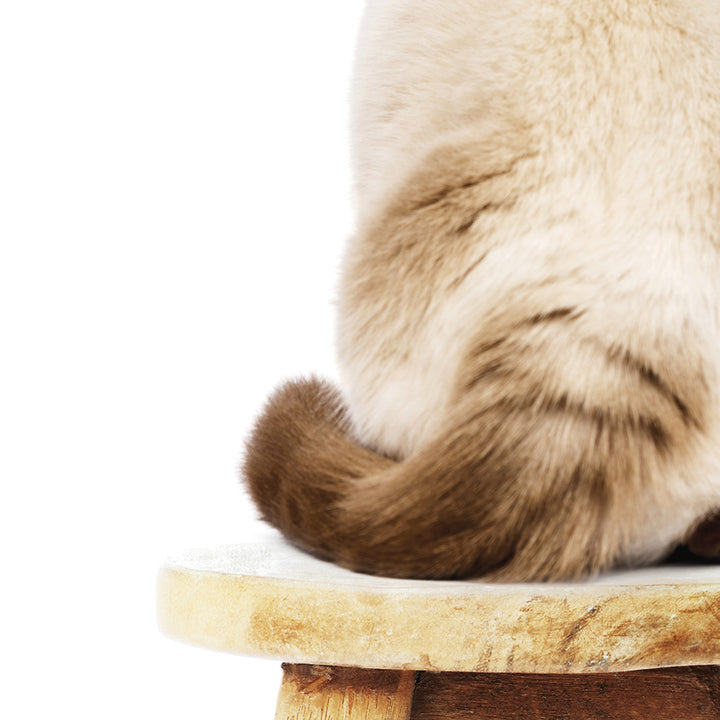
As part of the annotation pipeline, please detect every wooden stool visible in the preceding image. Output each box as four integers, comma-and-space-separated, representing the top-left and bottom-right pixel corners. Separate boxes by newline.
157, 539, 720, 719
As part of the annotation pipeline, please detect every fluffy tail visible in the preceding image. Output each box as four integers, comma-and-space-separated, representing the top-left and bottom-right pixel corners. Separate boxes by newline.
242, 357, 698, 580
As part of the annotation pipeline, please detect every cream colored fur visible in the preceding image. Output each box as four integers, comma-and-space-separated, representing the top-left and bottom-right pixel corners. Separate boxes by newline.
339, 0, 720, 565
244, 0, 720, 580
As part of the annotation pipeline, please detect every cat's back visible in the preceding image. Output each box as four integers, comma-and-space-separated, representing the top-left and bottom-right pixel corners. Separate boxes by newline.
340, 0, 720, 460
353, 0, 720, 227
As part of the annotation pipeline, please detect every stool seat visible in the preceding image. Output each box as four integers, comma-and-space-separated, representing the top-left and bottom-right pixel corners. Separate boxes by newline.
156, 538, 720, 675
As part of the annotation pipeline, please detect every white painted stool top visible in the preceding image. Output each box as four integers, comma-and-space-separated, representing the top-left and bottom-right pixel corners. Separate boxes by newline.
157, 538, 720, 674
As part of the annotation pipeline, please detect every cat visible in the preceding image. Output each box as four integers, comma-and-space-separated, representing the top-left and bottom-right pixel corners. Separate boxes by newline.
243, 0, 720, 581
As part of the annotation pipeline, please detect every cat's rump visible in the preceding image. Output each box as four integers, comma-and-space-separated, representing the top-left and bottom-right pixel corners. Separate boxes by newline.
243, 336, 708, 581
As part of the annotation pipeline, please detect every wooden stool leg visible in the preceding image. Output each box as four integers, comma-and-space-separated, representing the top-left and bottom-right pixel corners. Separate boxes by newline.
274, 664, 416, 720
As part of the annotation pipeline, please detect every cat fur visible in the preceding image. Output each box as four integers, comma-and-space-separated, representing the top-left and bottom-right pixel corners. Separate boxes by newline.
243, 0, 720, 581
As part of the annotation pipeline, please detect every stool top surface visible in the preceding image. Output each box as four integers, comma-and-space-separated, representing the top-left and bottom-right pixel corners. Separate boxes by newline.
157, 538, 720, 674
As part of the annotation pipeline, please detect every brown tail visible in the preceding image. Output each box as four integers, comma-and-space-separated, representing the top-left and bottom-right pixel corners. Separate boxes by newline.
242, 368, 687, 580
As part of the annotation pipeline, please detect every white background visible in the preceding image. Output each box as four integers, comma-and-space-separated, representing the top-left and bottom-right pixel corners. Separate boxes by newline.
2, 1, 364, 717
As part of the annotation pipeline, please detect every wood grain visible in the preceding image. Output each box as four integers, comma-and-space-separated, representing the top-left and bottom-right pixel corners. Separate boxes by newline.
274, 664, 416, 720
157, 542, 720, 673
409, 666, 720, 720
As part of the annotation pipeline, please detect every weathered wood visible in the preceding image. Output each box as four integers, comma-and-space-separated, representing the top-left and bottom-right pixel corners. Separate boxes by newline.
157, 540, 720, 673
274, 664, 416, 720
409, 666, 720, 720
